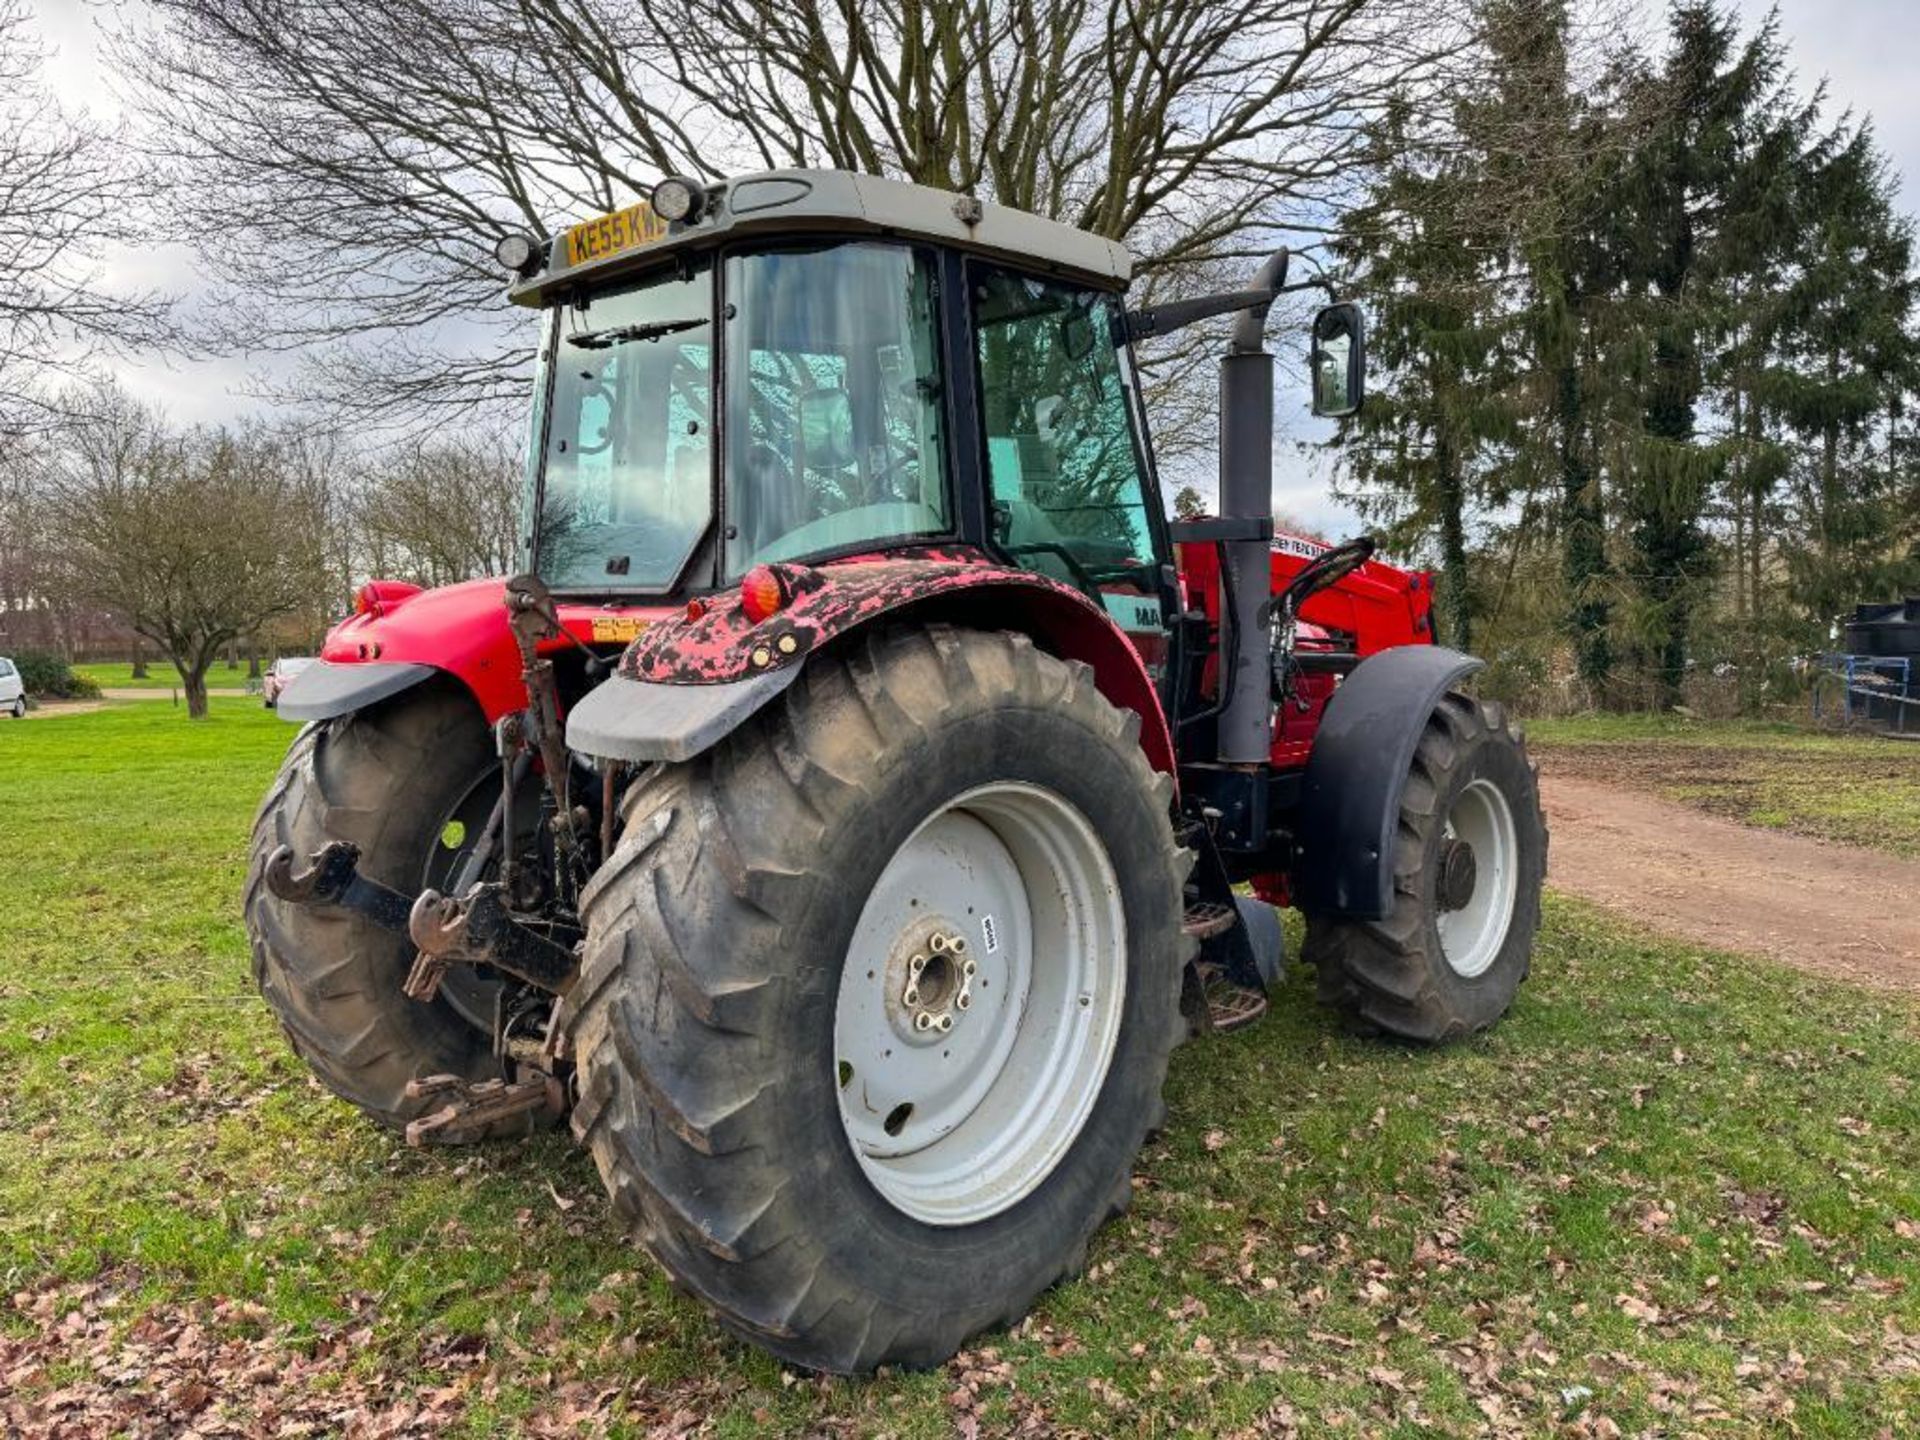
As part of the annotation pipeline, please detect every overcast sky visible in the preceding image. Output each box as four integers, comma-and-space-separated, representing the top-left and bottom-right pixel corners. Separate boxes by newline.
23, 0, 1920, 539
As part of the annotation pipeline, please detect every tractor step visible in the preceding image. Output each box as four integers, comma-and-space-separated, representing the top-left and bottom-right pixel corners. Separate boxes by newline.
402, 1072, 560, 1146
1198, 962, 1270, 1032
1182, 902, 1237, 940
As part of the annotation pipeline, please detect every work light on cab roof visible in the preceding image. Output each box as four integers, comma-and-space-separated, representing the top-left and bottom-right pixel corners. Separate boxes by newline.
491, 231, 542, 278
245, 166, 1546, 1380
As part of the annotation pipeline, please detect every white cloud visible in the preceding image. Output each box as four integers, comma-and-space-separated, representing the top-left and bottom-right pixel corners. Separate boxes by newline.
1733, 0, 1920, 208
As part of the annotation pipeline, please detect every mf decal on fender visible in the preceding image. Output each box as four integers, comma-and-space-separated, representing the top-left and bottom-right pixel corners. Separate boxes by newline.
1102, 593, 1165, 633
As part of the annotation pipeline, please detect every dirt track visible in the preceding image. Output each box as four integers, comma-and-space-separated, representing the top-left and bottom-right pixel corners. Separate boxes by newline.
1543, 774, 1920, 990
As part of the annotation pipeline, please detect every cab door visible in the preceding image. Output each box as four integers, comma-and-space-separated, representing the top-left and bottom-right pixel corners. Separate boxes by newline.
967, 264, 1174, 670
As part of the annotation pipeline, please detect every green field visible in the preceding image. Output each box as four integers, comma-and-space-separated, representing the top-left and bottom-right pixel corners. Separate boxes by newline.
1530, 713, 1920, 857
5, 703, 1920, 1435
71, 661, 261, 692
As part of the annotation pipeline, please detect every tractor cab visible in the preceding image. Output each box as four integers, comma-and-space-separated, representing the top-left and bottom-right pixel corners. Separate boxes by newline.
502, 171, 1171, 646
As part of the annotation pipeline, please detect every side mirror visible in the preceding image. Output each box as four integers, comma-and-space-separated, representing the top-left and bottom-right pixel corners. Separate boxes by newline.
798, 388, 857, 469
1310, 302, 1366, 418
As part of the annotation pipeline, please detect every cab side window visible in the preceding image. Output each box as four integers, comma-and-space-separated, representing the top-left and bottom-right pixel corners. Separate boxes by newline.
971, 268, 1158, 590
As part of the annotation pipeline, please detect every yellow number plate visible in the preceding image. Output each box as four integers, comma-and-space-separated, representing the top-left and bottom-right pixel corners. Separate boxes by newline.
590, 615, 650, 643
564, 203, 669, 269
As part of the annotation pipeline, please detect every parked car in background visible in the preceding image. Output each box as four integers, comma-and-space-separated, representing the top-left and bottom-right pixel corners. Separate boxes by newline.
0, 658, 24, 718
262, 656, 317, 709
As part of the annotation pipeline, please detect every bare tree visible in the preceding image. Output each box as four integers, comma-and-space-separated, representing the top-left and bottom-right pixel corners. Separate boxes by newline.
41, 389, 325, 717
0, 2, 172, 434
0, 435, 54, 650
355, 436, 522, 587
115, 0, 1475, 426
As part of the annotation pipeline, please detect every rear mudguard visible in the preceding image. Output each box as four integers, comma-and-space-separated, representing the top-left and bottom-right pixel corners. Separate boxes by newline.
566, 550, 1176, 775
1291, 645, 1483, 920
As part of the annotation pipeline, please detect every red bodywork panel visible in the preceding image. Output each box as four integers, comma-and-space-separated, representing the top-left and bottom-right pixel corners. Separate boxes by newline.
1176, 534, 1435, 767
320, 576, 675, 722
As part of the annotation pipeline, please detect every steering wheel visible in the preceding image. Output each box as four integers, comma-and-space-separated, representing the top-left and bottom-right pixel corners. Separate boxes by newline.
1001, 541, 1106, 599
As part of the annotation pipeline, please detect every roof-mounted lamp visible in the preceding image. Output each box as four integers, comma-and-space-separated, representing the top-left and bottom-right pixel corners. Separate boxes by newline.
649, 175, 708, 224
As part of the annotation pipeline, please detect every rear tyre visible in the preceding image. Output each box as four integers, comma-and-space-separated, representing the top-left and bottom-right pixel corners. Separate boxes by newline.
568, 626, 1191, 1373
9, 697, 24, 718
243, 687, 523, 1138
1304, 693, 1544, 1042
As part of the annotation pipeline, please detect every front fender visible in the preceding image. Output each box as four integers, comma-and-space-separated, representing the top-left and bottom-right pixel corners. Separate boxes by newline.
275, 659, 439, 722
567, 551, 1175, 774
1292, 645, 1483, 920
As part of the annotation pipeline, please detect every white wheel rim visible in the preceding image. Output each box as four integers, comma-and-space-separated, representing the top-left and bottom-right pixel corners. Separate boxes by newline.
833, 782, 1126, 1226
1435, 777, 1519, 979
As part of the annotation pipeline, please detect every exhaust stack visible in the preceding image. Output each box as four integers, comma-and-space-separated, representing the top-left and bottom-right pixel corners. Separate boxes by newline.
1216, 250, 1288, 765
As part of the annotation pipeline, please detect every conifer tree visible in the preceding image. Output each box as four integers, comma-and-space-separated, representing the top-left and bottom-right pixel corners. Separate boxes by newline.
1335, 97, 1512, 650
1611, 5, 1758, 703
1770, 121, 1920, 635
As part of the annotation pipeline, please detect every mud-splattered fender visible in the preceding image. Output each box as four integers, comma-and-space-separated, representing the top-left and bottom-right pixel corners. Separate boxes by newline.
569, 550, 1176, 775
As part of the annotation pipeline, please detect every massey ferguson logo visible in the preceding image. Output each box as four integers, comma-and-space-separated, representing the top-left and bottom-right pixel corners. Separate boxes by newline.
1274, 533, 1330, 560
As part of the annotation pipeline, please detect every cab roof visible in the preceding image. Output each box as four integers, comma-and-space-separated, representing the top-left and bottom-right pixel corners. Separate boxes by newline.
507, 169, 1134, 307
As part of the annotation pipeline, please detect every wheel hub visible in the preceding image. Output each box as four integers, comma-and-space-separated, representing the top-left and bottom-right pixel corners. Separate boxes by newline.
885, 919, 976, 1039
1437, 836, 1478, 912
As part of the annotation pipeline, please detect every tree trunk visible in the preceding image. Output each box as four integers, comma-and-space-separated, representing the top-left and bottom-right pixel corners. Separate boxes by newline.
1557, 353, 1611, 700
181, 665, 211, 719
176, 644, 214, 719
130, 636, 148, 681
1748, 399, 1763, 646
1434, 429, 1472, 652
1729, 384, 1745, 623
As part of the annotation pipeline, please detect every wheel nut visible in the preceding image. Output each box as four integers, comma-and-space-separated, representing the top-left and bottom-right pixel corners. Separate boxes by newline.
914, 1012, 934, 1031
936, 1014, 954, 1032
929, 933, 949, 953
956, 993, 970, 1010
962, 959, 976, 976
904, 987, 920, 1007
950, 936, 967, 954
909, 954, 925, 973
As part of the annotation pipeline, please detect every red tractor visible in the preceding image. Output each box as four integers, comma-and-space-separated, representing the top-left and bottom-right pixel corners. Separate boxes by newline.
249, 170, 1545, 1373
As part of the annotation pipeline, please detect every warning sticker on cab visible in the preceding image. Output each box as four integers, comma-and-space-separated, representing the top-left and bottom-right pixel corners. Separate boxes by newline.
590, 615, 650, 643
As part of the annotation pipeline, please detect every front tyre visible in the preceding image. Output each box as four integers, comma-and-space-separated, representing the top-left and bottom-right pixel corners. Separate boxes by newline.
1304, 694, 1545, 1042
243, 687, 520, 1137
568, 626, 1191, 1373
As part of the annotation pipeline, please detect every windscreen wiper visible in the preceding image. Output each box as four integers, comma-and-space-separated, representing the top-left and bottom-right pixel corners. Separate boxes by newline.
566, 316, 708, 350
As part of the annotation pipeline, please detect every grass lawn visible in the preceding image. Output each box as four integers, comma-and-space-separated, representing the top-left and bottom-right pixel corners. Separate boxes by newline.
1530, 713, 1920, 857
5, 702, 1920, 1435
71, 661, 259, 692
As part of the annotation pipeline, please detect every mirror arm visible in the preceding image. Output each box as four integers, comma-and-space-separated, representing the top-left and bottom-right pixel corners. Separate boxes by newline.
1118, 248, 1291, 346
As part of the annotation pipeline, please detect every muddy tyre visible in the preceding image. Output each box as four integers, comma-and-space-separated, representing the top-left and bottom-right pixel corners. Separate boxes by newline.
1304, 693, 1544, 1042
568, 626, 1191, 1373
243, 687, 522, 1137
